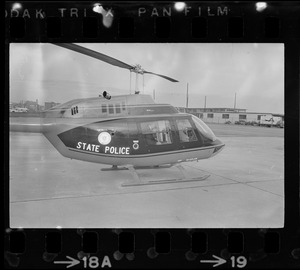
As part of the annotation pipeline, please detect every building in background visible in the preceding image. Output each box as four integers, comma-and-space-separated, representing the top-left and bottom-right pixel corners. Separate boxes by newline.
23, 99, 40, 112
10, 100, 59, 113
176, 107, 284, 127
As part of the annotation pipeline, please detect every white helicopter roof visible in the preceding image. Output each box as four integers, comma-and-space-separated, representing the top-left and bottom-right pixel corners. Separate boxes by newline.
50, 94, 156, 111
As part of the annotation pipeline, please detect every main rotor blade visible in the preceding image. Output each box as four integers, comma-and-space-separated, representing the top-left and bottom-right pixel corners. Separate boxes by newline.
143, 71, 179, 82
52, 43, 134, 70
53, 43, 179, 83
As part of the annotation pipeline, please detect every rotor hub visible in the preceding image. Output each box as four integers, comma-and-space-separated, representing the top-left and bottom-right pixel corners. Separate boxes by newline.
132, 64, 144, 74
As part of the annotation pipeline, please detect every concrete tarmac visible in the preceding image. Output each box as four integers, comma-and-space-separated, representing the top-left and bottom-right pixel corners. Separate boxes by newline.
9, 124, 284, 228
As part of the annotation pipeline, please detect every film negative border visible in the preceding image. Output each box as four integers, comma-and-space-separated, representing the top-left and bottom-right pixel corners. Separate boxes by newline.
5, 2, 300, 41
4, 1, 300, 269
4, 229, 300, 268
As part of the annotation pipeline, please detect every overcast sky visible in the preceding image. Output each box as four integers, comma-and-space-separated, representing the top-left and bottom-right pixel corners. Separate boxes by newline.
10, 43, 284, 113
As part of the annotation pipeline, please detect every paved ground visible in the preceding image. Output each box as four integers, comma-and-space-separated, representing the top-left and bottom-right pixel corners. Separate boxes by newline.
9, 123, 284, 228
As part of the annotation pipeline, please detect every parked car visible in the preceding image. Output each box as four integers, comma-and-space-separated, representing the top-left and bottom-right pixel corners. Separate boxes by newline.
235, 120, 246, 125
259, 115, 282, 127
246, 121, 259, 126
10, 107, 29, 113
276, 120, 284, 128
225, 121, 231, 124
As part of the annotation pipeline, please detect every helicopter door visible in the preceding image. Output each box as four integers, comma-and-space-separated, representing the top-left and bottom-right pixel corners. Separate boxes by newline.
175, 118, 202, 149
139, 119, 174, 153
127, 121, 144, 155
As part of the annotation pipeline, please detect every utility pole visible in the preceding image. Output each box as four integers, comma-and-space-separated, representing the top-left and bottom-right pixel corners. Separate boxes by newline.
234, 92, 237, 110
153, 89, 155, 100
135, 73, 139, 94
129, 71, 132, 95
186, 83, 189, 110
204, 96, 207, 111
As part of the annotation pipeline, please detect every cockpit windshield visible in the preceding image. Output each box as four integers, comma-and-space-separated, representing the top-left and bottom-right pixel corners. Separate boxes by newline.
191, 115, 217, 141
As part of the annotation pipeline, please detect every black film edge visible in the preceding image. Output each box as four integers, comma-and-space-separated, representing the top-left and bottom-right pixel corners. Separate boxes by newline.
5, 1, 300, 269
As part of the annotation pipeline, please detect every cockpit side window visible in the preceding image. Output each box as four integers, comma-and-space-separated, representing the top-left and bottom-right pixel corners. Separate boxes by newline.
176, 119, 198, 142
140, 120, 172, 145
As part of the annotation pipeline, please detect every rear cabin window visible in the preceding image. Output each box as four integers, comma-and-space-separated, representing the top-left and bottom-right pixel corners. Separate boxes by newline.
140, 120, 172, 145
176, 119, 197, 142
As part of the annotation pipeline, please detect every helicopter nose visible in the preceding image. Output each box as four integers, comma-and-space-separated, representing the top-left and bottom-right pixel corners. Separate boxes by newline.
211, 138, 225, 155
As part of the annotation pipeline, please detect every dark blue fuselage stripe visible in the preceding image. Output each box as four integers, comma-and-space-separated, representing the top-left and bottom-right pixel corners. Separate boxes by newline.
68, 144, 224, 158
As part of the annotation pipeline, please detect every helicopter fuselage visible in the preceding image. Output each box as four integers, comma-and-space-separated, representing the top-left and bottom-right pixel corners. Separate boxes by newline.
10, 95, 225, 167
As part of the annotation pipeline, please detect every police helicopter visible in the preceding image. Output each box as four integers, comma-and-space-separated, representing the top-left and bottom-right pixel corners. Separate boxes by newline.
10, 43, 225, 186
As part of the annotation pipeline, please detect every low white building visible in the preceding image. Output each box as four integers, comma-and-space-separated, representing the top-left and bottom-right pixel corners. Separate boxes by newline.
176, 107, 284, 126
201, 111, 268, 124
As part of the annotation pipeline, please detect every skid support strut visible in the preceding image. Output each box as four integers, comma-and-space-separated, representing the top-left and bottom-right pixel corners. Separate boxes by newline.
121, 164, 210, 187
101, 165, 128, 171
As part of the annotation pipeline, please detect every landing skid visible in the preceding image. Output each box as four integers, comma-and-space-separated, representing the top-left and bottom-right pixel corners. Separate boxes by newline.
121, 164, 210, 187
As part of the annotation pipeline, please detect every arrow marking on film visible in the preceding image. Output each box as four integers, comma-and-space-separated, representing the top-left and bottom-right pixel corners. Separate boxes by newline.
54, 256, 80, 268
200, 255, 227, 267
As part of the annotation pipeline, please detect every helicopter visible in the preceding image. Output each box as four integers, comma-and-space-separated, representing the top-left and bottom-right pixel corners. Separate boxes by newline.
10, 43, 225, 186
